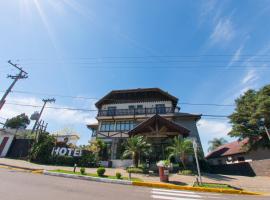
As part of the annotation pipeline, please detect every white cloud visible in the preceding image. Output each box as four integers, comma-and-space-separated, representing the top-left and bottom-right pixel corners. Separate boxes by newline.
197, 119, 232, 153
241, 69, 258, 85
0, 95, 97, 129
210, 18, 234, 45
228, 45, 243, 67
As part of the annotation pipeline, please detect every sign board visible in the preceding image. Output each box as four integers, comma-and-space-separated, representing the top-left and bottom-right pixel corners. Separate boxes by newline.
51, 147, 82, 157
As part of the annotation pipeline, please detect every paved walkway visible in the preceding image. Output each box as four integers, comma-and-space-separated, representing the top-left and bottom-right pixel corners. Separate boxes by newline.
1, 158, 269, 193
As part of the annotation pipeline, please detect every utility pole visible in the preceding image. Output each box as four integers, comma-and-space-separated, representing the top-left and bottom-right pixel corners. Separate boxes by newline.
193, 139, 202, 185
31, 98, 55, 135
0, 60, 28, 111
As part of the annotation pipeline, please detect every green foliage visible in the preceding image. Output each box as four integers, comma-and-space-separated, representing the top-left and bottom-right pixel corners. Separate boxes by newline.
138, 163, 149, 174
97, 167, 106, 177
115, 172, 122, 179
80, 167, 86, 175
5, 113, 30, 129
179, 169, 193, 175
122, 136, 151, 168
77, 152, 96, 167
30, 133, 55, 163
166, 137, 194, 169
126, 167, 144, 174
51, 156, 76, 166
229, 85, 270, 149
208, 137, 228, 152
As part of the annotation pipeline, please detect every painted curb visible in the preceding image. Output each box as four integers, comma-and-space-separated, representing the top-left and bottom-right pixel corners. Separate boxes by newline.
132, 181, 262, 195
0, 164, 44, 174
44, 171, 132, 185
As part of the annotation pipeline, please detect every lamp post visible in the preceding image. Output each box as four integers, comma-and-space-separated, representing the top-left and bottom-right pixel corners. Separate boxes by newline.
259, 118, 270, 142
192, 139, 202, 185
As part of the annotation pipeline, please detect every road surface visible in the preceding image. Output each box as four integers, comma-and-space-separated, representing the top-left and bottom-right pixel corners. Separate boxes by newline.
0, 168, 268, 200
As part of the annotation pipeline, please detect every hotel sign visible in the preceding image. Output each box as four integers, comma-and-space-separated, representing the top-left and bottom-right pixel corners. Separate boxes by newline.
51, 147, 82, 157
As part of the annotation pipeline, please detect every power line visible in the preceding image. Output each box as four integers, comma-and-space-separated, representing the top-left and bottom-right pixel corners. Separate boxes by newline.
3, 101, 229, 118
0, 90, 235, 107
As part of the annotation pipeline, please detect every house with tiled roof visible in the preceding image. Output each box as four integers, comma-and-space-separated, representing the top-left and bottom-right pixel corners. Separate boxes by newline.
206, 138, 270, 165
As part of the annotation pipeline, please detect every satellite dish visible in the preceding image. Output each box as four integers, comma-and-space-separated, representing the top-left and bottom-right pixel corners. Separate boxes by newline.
30, 111, 40, 120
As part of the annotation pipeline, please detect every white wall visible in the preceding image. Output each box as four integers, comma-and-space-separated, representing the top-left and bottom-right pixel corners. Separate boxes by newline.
101, 101, 173, 110
0, 130, 15, 157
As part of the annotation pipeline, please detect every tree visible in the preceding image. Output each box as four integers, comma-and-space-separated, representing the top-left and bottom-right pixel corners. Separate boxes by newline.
30, 133, 56, 163
5, 113, 30, 129
87, 139, 106, 162
122, 136, 151, 168
166, 137, 193, 169
208, 137, 228, 152
229, 84, 270, 149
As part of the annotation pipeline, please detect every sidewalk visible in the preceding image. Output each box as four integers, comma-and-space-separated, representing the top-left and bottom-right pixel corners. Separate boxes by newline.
1, 158, 270, 193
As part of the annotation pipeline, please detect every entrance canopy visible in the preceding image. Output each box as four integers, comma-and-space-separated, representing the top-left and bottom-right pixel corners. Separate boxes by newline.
128, 114, 189, 137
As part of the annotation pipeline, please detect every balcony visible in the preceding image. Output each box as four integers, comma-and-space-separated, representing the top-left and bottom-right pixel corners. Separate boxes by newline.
98, 107, 176, 117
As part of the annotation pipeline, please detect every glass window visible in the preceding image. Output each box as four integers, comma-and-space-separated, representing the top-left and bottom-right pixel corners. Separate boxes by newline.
156, 104, 166, 114
129, 105, 135, 110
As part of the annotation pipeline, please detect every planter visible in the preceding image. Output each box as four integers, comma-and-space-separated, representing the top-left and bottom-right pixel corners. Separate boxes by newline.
158, 166, 169, 182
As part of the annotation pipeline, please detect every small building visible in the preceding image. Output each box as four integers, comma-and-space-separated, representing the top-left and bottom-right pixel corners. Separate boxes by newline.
54, 134, 80, 146
206, 138, 270, 165
87, 88, 202, 166
0, 128, 16, 157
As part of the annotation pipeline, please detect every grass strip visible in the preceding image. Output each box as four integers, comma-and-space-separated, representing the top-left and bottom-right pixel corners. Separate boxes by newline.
49, 169, 142, 182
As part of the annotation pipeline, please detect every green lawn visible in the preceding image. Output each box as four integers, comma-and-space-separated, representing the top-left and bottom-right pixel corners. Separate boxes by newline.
49, 169, 142, 182
193, 182, 238, 190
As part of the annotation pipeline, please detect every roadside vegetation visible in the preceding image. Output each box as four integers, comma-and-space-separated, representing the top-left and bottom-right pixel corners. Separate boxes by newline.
49, 169, 142, 182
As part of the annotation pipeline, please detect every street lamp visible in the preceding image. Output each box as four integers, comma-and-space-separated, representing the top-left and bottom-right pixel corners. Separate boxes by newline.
259, 118, 270, 142
192, 138, 202, 185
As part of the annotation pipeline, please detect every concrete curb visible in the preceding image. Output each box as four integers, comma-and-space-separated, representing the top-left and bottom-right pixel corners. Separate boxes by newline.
0, 164, 44, 174
132, 181, 262, 195
44, 171, 132, 185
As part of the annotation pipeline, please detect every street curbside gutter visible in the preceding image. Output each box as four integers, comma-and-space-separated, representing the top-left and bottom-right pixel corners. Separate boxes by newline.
0, 164, 44, 174
44, 171, 132, 185
132, 181, 262, 195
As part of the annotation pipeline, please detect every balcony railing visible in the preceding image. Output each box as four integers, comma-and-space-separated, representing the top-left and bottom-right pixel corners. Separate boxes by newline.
98, 107, 175, 117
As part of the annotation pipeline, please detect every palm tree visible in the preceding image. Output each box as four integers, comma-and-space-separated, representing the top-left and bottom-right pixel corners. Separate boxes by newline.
166, 137, 193, 169
208, 137, 228, 152
123, 136, 151, 167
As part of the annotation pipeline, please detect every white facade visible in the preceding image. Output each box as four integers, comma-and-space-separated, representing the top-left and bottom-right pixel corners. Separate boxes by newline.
101, 101, 173, 110
0, 129, 16, 157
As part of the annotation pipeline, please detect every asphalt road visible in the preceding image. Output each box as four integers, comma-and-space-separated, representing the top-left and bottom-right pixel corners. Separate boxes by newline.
0, 168, 268, 200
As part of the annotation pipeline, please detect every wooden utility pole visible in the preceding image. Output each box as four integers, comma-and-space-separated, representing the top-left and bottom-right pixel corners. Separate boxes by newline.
31, 98, 55, 135
0, 60, 28, 111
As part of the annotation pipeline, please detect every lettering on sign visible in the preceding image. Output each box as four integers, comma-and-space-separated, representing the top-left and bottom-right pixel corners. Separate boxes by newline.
51, 147, 82, 157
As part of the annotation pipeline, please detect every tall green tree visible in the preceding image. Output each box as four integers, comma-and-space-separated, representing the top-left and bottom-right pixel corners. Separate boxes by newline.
208, 137, 228, 152
166, 137, 193, 169
123, 136, 151, 167
5, 113, 30, 129
229, 84, 270, 149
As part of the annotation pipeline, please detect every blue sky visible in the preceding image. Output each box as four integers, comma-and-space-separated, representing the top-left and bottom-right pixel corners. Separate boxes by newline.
0, 0, 270, 154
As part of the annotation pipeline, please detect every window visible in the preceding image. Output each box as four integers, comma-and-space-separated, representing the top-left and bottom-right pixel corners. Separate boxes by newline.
156, 104, 166, 114
136, 105, 144, 114
100, 121, 115, 132
128, 105, 135, 110
107, 106, 116, 116
115, 121, 137, 131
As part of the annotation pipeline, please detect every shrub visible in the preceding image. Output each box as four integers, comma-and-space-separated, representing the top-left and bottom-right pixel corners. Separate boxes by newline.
80, 167, 86, 175
78, 152, 96, 167
97, 167, 106, 177
138, 164, 149, 174
115, 172, 122, 179
179, 170, 193, 175
126, 167, 143, 174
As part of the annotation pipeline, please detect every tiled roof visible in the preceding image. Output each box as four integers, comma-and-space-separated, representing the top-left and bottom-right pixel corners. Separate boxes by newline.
205, 138, 249, 159
95, 88, 178, 108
